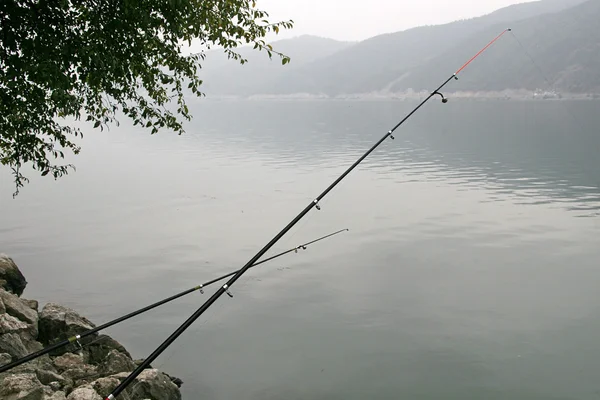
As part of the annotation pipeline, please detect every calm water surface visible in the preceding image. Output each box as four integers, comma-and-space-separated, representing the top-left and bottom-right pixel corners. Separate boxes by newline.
1, 99, 599, 400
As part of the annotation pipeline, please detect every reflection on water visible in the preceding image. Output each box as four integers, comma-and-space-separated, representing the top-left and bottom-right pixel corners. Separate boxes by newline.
187, 99, 600, 216
0, 99, 599, 400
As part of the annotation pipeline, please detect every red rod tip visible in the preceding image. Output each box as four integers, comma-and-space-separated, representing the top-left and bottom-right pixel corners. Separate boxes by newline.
455, 29, 510, 75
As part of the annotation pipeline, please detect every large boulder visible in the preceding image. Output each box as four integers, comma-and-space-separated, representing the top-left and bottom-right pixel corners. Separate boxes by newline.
99, 349, 136, 375
38, 303, 97, 352
0, 254, 27, 297
0, 289, 39, 334
90, 377, 121, 398
112, 369, 182, 400
53, 353, 85, 372
36, 369, 68, 388
85, 334, 132, 365
0, 315, 42, 360
62, 364, 99, 388
0, 313, 31, 335
21, 336, 43, 354
22, 298, 39, 312
0, 372, 45, 400
0, 332, 29, 360
53, 354, 99, 387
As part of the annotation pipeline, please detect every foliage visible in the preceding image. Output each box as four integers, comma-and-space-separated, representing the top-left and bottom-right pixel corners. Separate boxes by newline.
0, 0, 293, 196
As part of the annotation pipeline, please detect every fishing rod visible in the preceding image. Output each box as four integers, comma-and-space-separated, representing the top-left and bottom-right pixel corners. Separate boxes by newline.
0, 228, 348, 373
105, 28, 512, 399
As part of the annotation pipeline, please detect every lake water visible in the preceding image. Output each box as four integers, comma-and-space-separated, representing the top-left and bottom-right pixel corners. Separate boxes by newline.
1, 99, 600, 400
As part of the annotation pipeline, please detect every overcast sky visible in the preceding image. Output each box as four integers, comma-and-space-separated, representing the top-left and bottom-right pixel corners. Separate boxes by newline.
256, 0, 534, 41
182, 0, 535, 54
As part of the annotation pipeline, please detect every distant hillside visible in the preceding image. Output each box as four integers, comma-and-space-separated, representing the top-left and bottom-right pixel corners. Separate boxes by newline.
257, 0, 590, 96
198, 35, 355, 95
197, 0, 599, 97
389, 0, 600, 94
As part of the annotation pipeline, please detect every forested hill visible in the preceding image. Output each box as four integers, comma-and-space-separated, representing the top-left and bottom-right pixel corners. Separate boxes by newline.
198, 0, 599, 97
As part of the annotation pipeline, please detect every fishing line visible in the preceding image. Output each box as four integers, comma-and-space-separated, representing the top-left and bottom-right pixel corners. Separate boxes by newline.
510, 33, 552, 89
103, 28, 512, 400
508, 30, 589, 139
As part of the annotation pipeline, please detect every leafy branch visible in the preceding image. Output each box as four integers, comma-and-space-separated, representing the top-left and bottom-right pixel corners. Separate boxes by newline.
0, 0, 294, 196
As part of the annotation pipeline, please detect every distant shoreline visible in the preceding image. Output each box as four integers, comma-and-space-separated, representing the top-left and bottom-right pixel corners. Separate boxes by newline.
198, 91, 600, 102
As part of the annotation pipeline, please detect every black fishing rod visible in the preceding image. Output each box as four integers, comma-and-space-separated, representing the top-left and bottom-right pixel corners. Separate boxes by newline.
0, 228, 348, 373
105, 29, 512, 399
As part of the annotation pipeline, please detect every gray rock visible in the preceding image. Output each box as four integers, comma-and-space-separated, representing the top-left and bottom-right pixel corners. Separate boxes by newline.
46, 391, 67, 400
0, 265, 181, 400
0, 254, 27, 296
133, 358, 157, 371
90, 376, 120, 398
86, 335, 132, 365
53, 353, 85, 371
22, 298, 39, 312
0, 313, 38, 351
42, 385, 55, 398
39, 303, 96, 352
0, 332, 29, 359
0, 289, 39, 327
36, 369, 67, 386
61, 364, 99, 384
0, 372, 45, 400
166, 374, 183, 389
112, 369, 181, 400
0, 356, 56, 386
22, 336, 44, 353
0, 352, 11, 365
66, 387, 102, 400
99, 349, 136, 375
3, 353, 56, 377
0, 313, 31, 335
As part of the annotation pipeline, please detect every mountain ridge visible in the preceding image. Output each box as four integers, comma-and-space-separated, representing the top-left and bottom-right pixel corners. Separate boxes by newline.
197, 0, 599, 97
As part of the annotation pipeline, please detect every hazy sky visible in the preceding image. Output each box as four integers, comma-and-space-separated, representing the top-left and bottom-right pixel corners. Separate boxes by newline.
256, 0, 535, 41
182, 0, 536, 54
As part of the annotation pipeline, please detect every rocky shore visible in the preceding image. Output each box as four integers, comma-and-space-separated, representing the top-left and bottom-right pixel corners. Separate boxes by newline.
0, 253, 183, 400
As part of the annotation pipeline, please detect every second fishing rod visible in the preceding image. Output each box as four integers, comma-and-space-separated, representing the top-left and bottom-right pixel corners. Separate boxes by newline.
106, 28, 513, 399
0, 228, 347, 373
